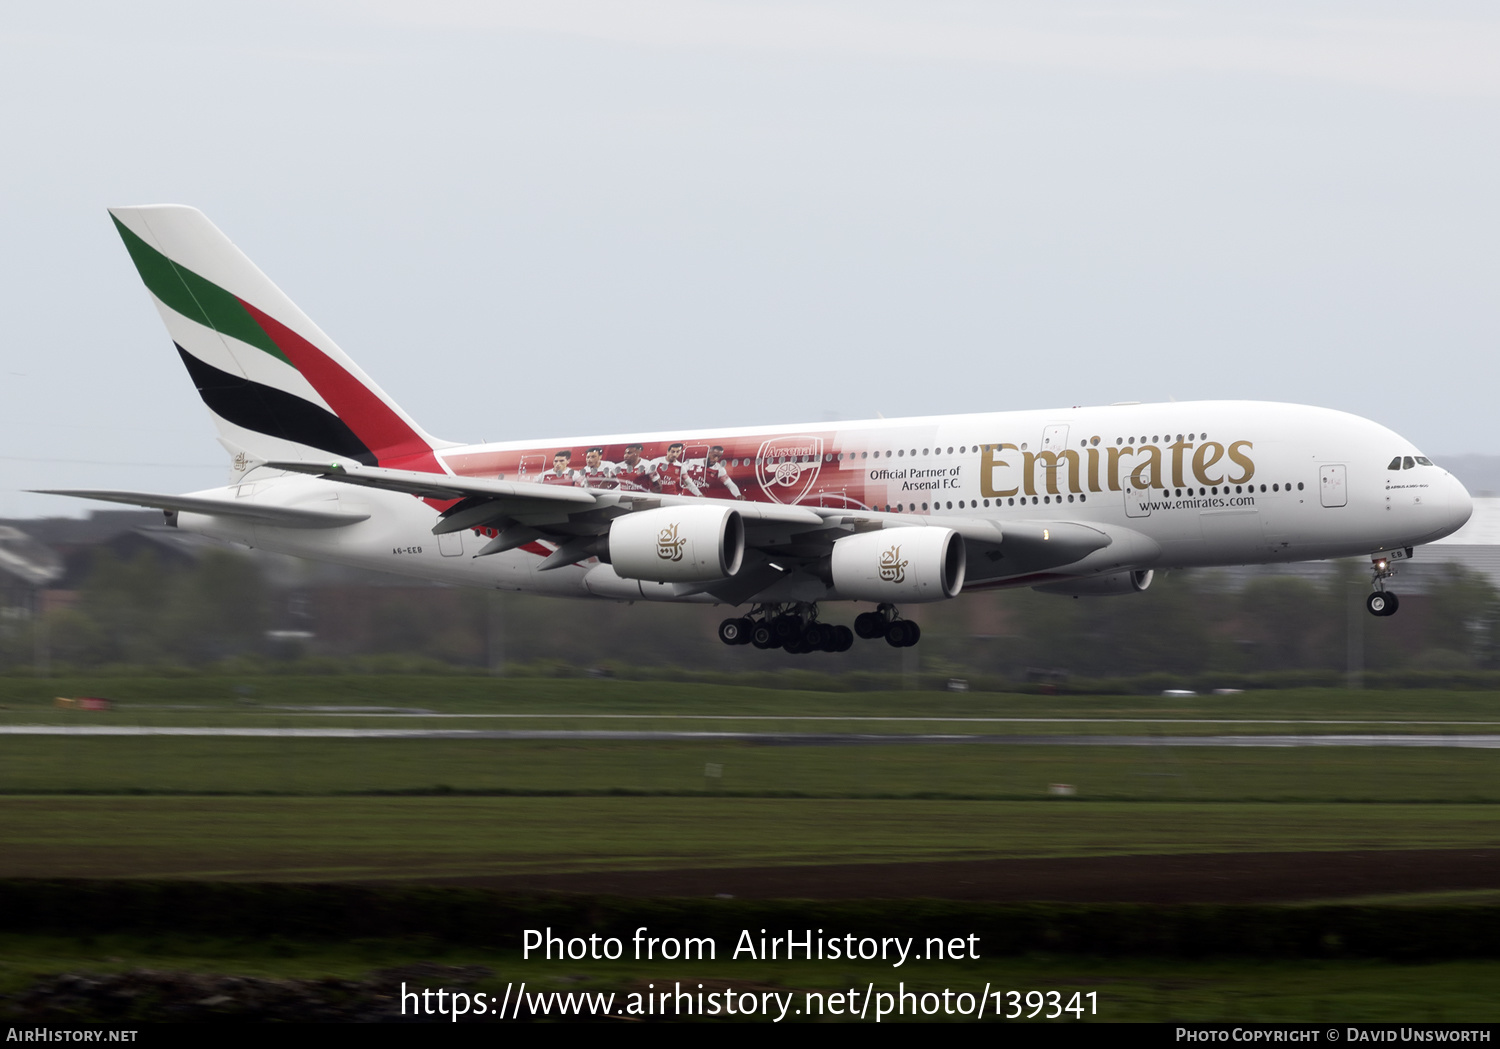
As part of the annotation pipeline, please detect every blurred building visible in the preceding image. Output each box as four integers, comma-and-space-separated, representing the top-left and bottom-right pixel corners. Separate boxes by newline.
0, 525, 64, 618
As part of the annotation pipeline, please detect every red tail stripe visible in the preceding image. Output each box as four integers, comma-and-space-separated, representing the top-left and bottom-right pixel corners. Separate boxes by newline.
238, 299, 443, 474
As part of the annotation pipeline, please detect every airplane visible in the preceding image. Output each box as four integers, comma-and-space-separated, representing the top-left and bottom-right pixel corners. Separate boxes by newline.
40, 205, 1474, 654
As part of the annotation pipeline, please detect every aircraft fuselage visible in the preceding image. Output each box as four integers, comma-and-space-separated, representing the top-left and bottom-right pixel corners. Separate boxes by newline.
181, 399, 1472, 606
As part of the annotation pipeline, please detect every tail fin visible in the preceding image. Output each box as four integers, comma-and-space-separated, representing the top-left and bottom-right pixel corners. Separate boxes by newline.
109, 205, 450, 473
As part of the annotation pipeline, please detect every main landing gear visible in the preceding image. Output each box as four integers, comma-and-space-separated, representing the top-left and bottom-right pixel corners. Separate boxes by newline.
1366, 554, 1401, 617
718, 603, 854, 654
854, 603, 921, 648
718, 603, 923, 653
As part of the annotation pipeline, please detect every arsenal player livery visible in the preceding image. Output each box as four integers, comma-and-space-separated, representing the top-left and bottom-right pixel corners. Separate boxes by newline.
42, 206, 1473, 655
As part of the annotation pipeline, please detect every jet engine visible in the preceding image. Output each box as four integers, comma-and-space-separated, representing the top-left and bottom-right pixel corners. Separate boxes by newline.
1034, 569, 1154, 596
830, 527, 965, 602
608, 505, 745, 582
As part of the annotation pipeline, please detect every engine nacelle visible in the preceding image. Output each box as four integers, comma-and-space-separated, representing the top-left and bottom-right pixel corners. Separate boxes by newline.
1034, 569, 1154, 596
608, 505, 744, 582
830, 527, 965, 603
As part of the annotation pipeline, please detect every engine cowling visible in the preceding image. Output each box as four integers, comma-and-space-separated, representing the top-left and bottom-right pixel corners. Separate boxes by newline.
830, 527, 965, 602
1034, 569, 1154, 596
608, 505, 744, 582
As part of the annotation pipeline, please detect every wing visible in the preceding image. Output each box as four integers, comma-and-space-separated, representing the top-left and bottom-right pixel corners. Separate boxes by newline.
267, 461, 1160, 602
30, 488, 369, 529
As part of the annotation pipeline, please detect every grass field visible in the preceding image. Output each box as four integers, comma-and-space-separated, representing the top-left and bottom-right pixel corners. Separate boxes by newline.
1, 679, 1498, 876
1, 797, 1497, 880
3, 736, 1500, 802
3, 677, 1499, 1021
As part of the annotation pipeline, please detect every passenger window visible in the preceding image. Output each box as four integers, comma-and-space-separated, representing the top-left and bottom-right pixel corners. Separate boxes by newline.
1403, 456, 1415, 469
1387, 457, 1402, 470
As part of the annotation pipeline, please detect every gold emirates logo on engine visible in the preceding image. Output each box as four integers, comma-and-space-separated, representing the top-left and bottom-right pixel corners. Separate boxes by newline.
878, 545, 907, 584
657, 523, 687, 562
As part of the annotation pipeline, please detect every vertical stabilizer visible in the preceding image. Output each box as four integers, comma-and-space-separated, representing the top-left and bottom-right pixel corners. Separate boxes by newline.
109, 205, 449, 473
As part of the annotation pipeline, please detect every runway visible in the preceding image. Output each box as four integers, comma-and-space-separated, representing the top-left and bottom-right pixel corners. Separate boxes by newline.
6, 726, 1500, 747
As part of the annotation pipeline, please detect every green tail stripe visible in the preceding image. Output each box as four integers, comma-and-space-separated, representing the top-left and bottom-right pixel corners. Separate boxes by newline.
111, 215, 291, 366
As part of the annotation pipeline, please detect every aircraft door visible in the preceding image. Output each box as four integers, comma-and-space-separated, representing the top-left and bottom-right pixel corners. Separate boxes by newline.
517, 454, 546, 481
1040, 424, 1069, 453
1124, 483, 1152, 518
438, 531, 464, 557
1319, 464, 1348, 508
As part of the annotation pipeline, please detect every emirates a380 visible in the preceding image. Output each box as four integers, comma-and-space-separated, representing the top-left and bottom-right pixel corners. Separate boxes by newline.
45, 206, 1474, 653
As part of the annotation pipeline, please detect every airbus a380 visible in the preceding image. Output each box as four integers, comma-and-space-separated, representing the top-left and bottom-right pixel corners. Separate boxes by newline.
43, 206, 1474, 654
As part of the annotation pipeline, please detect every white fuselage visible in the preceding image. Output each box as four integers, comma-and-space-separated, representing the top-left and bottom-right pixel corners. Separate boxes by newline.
177, 401, 1474, 605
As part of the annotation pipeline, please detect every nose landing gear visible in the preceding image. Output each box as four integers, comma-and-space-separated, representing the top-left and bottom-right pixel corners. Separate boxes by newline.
1367, 554, 1401, 617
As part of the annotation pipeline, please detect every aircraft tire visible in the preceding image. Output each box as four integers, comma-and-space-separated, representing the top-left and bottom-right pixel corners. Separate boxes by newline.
772, 614, 803, 643
718, 617, 752, 645
1367, 592, 1399, 617
751, 622, 779, 649
832, 625, 854, 652
802, 623, 830, 650
854, 612, 886, 639
904, 622, 922, 646
885, 621, 912, 647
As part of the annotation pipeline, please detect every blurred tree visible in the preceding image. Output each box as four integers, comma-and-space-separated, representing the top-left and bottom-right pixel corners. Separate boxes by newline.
162, 549, 269, 662
75, 549, 173, 664
1239, 576, 1337, 670
1419, 564, 1499, 668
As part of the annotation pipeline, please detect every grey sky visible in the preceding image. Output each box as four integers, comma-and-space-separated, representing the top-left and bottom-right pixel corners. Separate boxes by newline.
2, 1, 1496, 517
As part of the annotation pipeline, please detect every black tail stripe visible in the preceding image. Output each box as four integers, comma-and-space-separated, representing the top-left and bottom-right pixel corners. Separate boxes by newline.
175, 344, 377, 465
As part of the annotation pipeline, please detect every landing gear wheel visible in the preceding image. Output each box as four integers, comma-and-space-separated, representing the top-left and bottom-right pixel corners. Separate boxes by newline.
884, 621, 921, 648
854, 612, 886, 639
718, 617, 753, 645
772, 614, 803, 644
750, 621, 780, 649
831, 625, 854, 652
1367, 592, 1399, 617
801, 622, 830, 650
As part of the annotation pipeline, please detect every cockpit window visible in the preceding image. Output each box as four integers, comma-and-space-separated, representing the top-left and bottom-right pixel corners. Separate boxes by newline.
1387, 457, 1403, 470
1416, 456, 1433, 466
1402, 456, 1415, 469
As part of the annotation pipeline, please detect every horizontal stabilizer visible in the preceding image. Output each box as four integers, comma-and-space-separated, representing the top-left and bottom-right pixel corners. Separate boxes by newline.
32, 490, 370, 529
